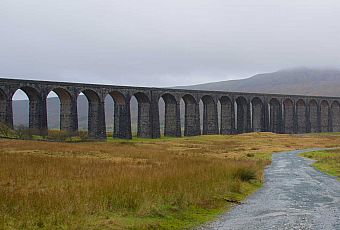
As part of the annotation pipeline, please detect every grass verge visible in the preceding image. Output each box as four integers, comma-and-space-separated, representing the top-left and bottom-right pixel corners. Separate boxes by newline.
300, 149, 340, 181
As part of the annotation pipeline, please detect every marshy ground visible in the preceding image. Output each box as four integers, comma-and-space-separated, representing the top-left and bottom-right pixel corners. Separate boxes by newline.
1, 133, 340, 229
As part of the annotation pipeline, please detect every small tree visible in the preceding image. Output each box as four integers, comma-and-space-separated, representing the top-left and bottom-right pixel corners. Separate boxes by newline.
47, 130, 71, 141
0, 122, 11, 137
78, 131, 89, 141
15, 125, 32, 139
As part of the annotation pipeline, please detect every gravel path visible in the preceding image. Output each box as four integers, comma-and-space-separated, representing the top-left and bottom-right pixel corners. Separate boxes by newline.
201, 149, 340, 230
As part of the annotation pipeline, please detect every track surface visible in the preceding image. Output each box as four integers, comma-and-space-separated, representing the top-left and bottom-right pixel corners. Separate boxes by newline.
202, 149, 340, 230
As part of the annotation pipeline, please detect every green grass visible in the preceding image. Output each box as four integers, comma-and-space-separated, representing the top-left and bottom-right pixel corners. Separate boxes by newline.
301, 149, 340, 180
306, 132, 340, 136
79, 206, 226, 230
41, 181, 261, 230
106, 136, 178, 143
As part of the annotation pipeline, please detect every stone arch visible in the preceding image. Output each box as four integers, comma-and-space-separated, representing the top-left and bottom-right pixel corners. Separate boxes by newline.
48, 88, 77, 133
251, 97, 264, 132
296, 99, 307, 133
108, 91, 125, 106
235, 96, 249, 133
132, 92, 152, 138
17, 86, 41, 99
320, 100, 329, 132
308, 99, 318, 133
79, 89, 106, 139
160, 93, 180, 137
219, 96, 234, 134
12, 86, 46, 135
106, 91, 131, 139
201, 95, 218, 135
269, 98, 282, 133
182, 94, 200, 136
283, 99, 294, 133
331, 100, 340, 132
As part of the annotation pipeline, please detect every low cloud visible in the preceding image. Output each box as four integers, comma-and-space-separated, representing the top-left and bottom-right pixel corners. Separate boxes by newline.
1, 0, 340, 88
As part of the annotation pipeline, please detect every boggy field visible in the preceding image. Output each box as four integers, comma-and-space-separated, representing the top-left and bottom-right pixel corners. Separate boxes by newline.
2, 133, 340, 229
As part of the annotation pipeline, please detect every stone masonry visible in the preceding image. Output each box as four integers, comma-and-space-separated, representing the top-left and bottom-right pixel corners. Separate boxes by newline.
1, 78, 340, 139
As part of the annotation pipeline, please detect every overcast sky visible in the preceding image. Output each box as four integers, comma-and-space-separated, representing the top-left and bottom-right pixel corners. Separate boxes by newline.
1, 0, 340, 89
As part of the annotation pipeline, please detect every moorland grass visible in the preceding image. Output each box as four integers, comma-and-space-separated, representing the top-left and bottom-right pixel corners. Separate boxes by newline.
301, 149, 340, 181
1, 132, 340, 229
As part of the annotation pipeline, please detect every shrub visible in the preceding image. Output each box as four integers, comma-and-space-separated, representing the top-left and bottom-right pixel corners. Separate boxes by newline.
47, 130, 72, 141
235, 167, 257, 182
14, 125, 33, 139
0, 122, 12, 137
78, 131, 89, 141
246, 153, 255, 157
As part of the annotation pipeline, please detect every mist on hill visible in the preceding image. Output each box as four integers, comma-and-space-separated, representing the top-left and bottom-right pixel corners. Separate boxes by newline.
177, 67, 340, 97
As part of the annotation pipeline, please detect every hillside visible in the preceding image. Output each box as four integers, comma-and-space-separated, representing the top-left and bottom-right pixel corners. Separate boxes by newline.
12, 67, 340, 129
178, 67, 340, 97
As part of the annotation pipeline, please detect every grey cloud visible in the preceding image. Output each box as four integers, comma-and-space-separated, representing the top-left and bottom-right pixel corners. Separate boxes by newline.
1, 0, 340, 89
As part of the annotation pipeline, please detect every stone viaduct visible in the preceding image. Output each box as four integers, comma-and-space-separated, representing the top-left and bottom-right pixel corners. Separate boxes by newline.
1, 78, 340, 139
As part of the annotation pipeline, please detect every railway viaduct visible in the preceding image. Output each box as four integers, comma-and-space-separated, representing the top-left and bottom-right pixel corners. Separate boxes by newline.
1, 78, 340, 139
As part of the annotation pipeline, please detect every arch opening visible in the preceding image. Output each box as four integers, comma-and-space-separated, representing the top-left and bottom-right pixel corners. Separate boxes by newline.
104, 94, 115, 137
309, 100, 318, 133
130, 96, 138, 137
320, 100, 329, 132
235, 96, 248, 133
106, 91, 130, 139
296, 99, 307, 133
12, 89, 29, 129
132, 92, 151, 138
331, 101, 340, 132
160, 93, 180, 137
201, 95, 218, 135
159, 97, 165, 135
46, 91, 60, 130
77, 93, 88, 131
182, 94, 200, 136
47, 88, 75, 134
283, 99, 294, 133
251, 97, 264, 132
220, 96, 233, 134
269, 98, 282, 133
180, 98, 185, 136
12, 87, 45, 135
78, 89, 105, 139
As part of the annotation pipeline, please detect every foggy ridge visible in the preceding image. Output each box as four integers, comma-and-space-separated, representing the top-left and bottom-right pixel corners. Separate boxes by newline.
178, 67, 340, 97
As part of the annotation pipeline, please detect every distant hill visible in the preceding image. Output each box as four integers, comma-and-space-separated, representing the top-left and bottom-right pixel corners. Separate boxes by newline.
12, 67, 340, 130
177, 67, 340, 97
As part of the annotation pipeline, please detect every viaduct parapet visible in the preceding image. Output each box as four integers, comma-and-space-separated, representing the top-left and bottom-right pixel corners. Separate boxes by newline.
1, 78, 340, 139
